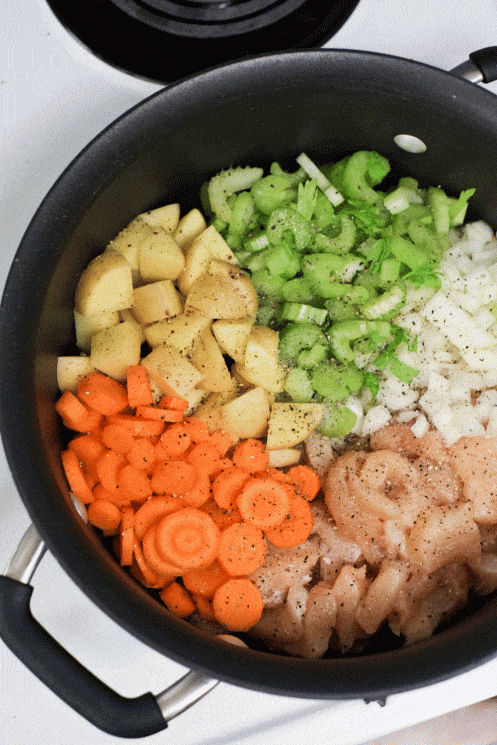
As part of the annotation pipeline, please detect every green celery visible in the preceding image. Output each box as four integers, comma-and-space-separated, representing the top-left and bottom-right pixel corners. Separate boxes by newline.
318, 402, 357, 438
341, 150, 390, 204
278, 322, 329, 366
266, 206, 312, 250
207, 165, 264, 221
297, 343, 328, 368
281, 277, 315, 304
280, 303, 328, 325
251, 174, 296, 215
284, 367, 314, 402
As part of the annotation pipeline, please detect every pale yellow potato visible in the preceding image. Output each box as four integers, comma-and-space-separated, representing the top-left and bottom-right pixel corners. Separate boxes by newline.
207, 260, 258, 318
141, 344, 203, 398
107, 217, 154, 283
119, 308, 147, 344
183, 387, 210, 416
267, 449, 302, 468
57, 356, 95, 393
74, 309, 120, 353
144, 312, 211, 351
190, 328, 235, 393
139, 203, 180, 233
184, 265, 258, 320
266, 403, 324, 450
131, 280, 183, 325
90, 321, 142, 381
221, 386, 271, 441
212, 318, 254, 363
75, 249, 134, 316
139, 228, 185, 282
173, 208, 207, 248
193, 391, 238, 432
176, 226, 237, 295
236, 325, 286, 393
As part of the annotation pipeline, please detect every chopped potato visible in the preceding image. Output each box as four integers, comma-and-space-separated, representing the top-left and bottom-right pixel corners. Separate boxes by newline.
131, 280, 183, 325
173, 208, 207, 248
139, 228, 185, 282
212, 318, 254, 363
90, 321, 142, 381
176, 226, 237, 295
142, 343, 204, 398
119, 308, 147, 344
74, 309, 120, 353
236, 325, 285, 393
57, 356, 95, 393
266, 403, 324, 450
140, 203, 180, 233
144, 312, 211, 352
184, 264, 258, 320
193, 390, 238, 431
267, 449, 302, 468
190, 328, 235, 393
75, 249, 134, 316
106, 217, 154, 282
221, 387, 271, 441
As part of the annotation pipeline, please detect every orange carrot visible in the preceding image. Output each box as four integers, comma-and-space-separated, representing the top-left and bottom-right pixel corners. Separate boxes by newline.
106, 414, 165, 438
182, 474, 212, 508
119, 506, 135, 566
236, 477, 290, 529
93, 482, 132, 507
232, 439, 269, 474
200, 499, 243, 531
158, 395, 189, 411
77, 372, 129, 416
208, 429, 232, 456
126, 365, 154, 408
212, 577, 264, 632
68, 433, 105, 468
61, 449, 95, 504
56, 391, 103, 433
131, 539, 168, 588
127, 437, 156, 471
141, 524, 183, 576
187, 441, 223, 477
151, 460, 198, 495
136, 406, 184, 423
134, 495, 184, 540
182, 416, 211, 443
286, 465, 321, 501
211, 467, 250, 510
182, 560, 231, 599
217, 522, 266, 576
160, 582, 196, 618
101, 423, 135, 454
256, 467, 289, 484
87, 500, 122, 533
193, 595, 216, 621
155, 423, 191, 459
118, 463, 153, 502
155, 507, 221, 570
264, 494, 314, 548
95, 449, 126, 493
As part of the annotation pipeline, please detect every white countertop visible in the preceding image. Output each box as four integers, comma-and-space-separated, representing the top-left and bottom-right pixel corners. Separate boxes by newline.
2, 0, 497, 742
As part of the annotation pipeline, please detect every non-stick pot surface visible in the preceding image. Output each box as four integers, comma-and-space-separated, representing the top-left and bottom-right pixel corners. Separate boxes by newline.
2, 49, 497, 701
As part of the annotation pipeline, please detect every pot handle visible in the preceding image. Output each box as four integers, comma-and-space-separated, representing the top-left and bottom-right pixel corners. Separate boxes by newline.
0, 524, 219, 738
451, 46, 497, 83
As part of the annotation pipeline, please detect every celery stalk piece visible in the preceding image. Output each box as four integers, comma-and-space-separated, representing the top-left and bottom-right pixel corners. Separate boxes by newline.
207, 166, 264, 221
296, 152, 344, 206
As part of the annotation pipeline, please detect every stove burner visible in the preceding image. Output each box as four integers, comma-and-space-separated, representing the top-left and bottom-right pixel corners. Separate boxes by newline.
45, 0, 361, 83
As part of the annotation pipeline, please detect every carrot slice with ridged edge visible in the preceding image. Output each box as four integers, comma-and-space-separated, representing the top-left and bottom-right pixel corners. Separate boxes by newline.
236, 477, 290, 529
155, 507, 221, 570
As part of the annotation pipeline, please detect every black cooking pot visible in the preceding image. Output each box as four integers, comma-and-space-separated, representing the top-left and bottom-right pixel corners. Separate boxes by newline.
2, 48, 497, 739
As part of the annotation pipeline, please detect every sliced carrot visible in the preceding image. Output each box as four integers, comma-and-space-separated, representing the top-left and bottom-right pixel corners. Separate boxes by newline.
101, 423, 135, 454
136, 406, 184, 423
200, 499, 243, 531
211, 466, 250, 510
217, 522, 266, 576
126, 364, 154, 408
286, 464, 321, 501
151, 460, 198, 495
187, 441, 224, 477
106, 414, 165, 438
236, 477, 290, 529
118, 463, 153, 502
87, 500, 122, 533
158, 395, 189, 411
119, 506, 135, 566
212, 577, 264, 632
160, 582, 196, 618
56, 391, 103, 433
142, 524, 183, 576
77, 372, 129, 416
182, 416, 211, 443
127, 437, 156, 471
155, 507, 221, 570
95, 449, 126, 492
68, 433, 105, 469
193, 595, 216, 621
264, 494, 315, 548
131, 538, 170, 588
256, 467, 289, 484
61, 449, 95, 504
155, 423, 191, 459
134, 495, 184, 540
208, 429, 232, 456
92, 482, 132, 507
232, 439, 269, 474
182, 474, 212, 508
182, 560, 231, 599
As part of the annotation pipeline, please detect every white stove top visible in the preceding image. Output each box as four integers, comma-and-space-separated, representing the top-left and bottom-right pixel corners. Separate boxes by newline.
3, 1, 497, 742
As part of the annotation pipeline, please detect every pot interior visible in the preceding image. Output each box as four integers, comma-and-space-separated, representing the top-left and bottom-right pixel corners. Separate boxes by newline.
2, 49, 497, 700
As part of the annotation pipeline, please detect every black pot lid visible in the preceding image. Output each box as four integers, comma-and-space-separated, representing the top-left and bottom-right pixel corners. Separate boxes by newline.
45, 0, 361, 83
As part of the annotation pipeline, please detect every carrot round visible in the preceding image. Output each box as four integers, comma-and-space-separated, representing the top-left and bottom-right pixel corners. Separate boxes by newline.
158, 395, 189, 411
236, 477, 290, 529
193, 595, 216, 621
118, 463, 153, 502
212, 578, 264, 632
182, 560, 231, 599
95, 449, 126, 493
217, 522, 266, 576
61, 449, 95, 504
264, 494, 315, 548
126, 364, 154, 408
187, 441, 223, 477
101, 423, 135, 454
141, 524, 183, 576
93, 482, 132, 506
155, 507, 221, 571
119, 506, 135, 566
286, 465, 321, 501
68, 433, 105, 475
182, 416, 211, 442
151, 460, 198, 495
136, 406, 184, 423
156, 423, 191, 458
77, 372, 129, 416
182, 474, 212, 508
132, 539, 172, 588
212, 466, 250, 510
87, 499, 122, 533
107, 414, 165, 438
56, 391, 103, 433
127, 437, 156, 471
160, 582, 196, 618
232, 438, 269, 474
134, 495, 184, 540
200, 499, 243, 531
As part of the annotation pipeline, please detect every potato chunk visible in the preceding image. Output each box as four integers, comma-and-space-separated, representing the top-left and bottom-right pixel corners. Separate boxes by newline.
74, 309, 120, 353
74, 249, 134, 316
173, 208, 207, 248
90, 321, 141, 381
139, 203, 180, 233
212, 318, 253, 363
106, 218, 154, 282
266, 403, 324, 449
176, 226, 237, 295
144, 312, 211, 352
190, 328, 235, 393
131, 280, 183, 325
141, 344, 203, 398
139, 228, 185, 282
57, 356, 95, 393
221, 387, 271, 441
236, 325, 286, 393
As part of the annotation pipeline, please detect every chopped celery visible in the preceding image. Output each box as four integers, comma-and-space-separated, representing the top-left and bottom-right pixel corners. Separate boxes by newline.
279, 322, 329, 366
251, 174, 296, 215
311, 363, 350, 400
244, 230, 270, 252
284, 367, 314, 402
265, 244, 301, 278
341, 151, 390, 204
281, 277, 315, 304
280, 303, 328, 325
229, 191, 256, 236
207, 166, 264, 221
251, 269, 286, 298
266, 206, 312, 250
297, 343, 328, 368
360, 284, 406, 321
296, 179, 318, 222
296, 152, 344, 206
318, 402, 357, 438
